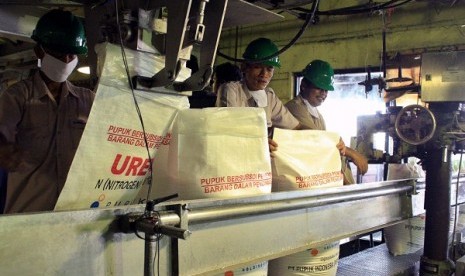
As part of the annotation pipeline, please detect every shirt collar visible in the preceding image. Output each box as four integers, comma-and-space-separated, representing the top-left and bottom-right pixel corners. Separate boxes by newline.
300, 95, 320, 118
242, 81, 273, 98
33, 70, 78, 99
242, 82, 273, 107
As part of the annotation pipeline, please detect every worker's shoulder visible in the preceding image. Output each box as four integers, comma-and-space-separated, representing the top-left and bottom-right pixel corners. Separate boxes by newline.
5, 77, 32, 90
67, 81, 95, 96
1, 77, 33, 98
264, 86, 277, 95
218, 81, 246, 99
221, 80, 243, 91
284, 96, 300, 108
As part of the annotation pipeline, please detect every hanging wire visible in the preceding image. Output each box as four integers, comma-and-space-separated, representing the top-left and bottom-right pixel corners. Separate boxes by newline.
156, 232, 160, 276
451, 152, 463, 261
293, 0, 414, 16
113, 2, 165, 274
450, 112, 465, 261
216, 0, 320, 63
114, 0, 154, 204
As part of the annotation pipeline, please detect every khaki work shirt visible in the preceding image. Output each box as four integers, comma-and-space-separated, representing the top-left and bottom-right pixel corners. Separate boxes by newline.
216, 81, 299, 129
285, 95, 326, 130
0, 71, 95, 213
285, 95, 355, 184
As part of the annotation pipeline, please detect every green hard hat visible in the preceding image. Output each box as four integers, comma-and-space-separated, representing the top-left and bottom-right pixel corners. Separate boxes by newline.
302, 59, 334, 91
242, 37, 281, 68
31, 9, 87, 55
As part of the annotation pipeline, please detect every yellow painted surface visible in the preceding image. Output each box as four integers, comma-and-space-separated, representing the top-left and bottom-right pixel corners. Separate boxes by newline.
217, 1, 465, 100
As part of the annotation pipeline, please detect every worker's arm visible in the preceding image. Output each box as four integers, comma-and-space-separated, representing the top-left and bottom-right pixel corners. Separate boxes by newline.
344, 146, 369, 175
270, 121, 303, 155
0, 142, 24, 172
0, 88, 25, 172
336, 137, 368, 175
293, 123, 305, 130
336, 137, 346, 156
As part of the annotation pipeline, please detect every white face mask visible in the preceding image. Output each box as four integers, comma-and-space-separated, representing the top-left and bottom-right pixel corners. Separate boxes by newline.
39, 52, 78, 83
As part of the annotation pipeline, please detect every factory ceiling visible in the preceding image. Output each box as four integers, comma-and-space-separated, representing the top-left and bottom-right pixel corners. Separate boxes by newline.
0, 0, 462, 89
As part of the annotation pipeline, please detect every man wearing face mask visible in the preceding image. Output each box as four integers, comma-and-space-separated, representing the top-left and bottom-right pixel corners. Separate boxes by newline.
0, 9, 95, 213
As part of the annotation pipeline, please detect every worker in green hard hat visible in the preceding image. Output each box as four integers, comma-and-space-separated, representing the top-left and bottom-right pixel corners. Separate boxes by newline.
286, 59, 368, 184
215, 36, 302, 276
0, 9, 95, 213
286, 60, 334, 130
216, 37, 304, 152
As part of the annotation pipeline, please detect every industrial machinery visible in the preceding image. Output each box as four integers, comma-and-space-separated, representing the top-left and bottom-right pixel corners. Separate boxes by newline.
0, 1, 465, 276
355, 50, 465, 275
0, 179, 427, 275
82, 0, 228, 93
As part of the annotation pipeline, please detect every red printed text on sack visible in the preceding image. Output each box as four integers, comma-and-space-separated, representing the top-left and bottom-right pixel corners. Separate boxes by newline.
200, 172, 272, 194
107, 124, 171, 149
110, 153, 154, 176
296, 171, 342, 188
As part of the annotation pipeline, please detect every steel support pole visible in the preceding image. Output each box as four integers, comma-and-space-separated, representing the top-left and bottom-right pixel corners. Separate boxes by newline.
421, 146, 454, 275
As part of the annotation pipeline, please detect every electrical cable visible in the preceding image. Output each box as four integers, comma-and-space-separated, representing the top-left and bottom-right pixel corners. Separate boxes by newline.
216, 0, 320, 63
454, 112, 465, 132
90, 0, 112, 9
451, 152, 463, 261
153, 235, 158, 276
114, 0, 154, 204
379, 0, 415, 9
157, 231, 160, 276
133, 215, 163, 242
292, 0, 414, 16
114, 2, 161, 275
448, 112, 465, 141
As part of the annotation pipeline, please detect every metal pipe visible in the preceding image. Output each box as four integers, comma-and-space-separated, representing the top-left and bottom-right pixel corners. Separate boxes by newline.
156, 225, 191, 239
158, 180, 414, 226
421, 146, 453, 275
144, 235, 156, 276
188, 183, 412, 223
420, 102, 458, 275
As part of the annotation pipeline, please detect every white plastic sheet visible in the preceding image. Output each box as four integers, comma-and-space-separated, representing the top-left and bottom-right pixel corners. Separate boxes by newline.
55, 43, 190, 211
168, 107, 272, 199
269, 128, 342, 276
384, 161, 427, 255
271, 128, 343, 192
168, 107, 271, 276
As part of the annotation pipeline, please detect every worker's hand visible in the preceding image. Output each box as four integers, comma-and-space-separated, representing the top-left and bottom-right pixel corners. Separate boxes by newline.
268, 138, 278, 158
344, 147, 369, 175
352, 154, 369, 175
0, 143, 25, 172
336, 137, 346, 156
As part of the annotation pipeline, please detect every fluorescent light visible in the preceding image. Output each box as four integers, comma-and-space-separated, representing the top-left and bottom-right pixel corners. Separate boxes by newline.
77, 66, 90, 75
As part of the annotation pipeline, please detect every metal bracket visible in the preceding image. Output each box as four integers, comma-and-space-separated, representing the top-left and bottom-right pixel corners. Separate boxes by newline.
117, 193, 190, 238
133, 0, 228, 92
117, 194, 190, 276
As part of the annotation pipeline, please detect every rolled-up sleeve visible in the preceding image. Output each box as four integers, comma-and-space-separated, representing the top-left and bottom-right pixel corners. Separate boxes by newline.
216, 81, 244, 107
0, 82, 29, 143
268, 92, 299, 129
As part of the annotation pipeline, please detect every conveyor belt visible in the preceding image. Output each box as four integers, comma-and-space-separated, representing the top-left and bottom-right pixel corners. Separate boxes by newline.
337, 243, 421, 275
0, 180, 423, 275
